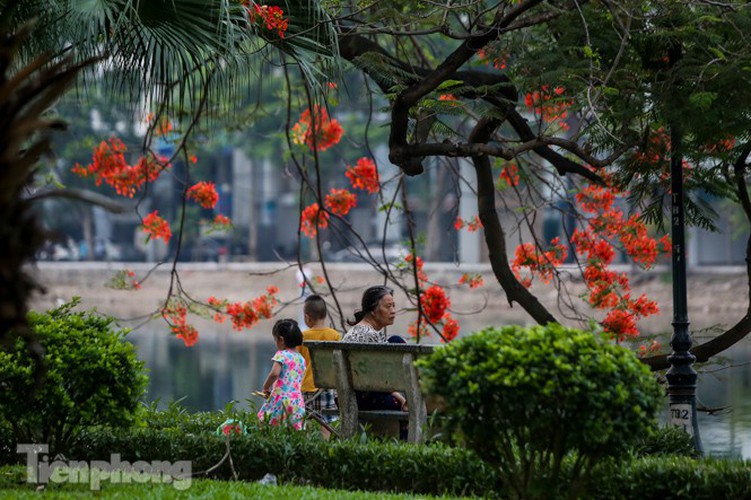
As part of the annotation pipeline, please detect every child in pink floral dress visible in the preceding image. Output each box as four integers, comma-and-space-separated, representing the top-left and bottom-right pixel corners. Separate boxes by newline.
258, 319, 306, 430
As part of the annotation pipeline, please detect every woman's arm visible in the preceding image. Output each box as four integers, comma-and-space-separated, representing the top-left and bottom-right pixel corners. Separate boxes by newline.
262, 361, 282, 396
392, 392, 408, 411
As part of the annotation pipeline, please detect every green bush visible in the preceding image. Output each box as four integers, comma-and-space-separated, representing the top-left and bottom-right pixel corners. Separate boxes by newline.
629, 425, 699, 458
417, 324, 664, 499
0, 300, 148, 455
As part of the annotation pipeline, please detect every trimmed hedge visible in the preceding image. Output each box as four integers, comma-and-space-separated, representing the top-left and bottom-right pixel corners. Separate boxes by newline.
3, 417, 750, 499
66, 428, 501, 498
589, 455, 751, 499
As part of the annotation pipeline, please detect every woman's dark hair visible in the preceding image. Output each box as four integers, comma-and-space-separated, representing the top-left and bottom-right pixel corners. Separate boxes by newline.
347, 285, 394, 326
272, 318, 303, 348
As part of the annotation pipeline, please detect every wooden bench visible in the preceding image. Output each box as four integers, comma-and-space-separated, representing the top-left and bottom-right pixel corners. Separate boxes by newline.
304, 340, 436, 443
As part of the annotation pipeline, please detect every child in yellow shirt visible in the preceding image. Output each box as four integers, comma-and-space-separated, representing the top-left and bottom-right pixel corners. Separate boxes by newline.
297, 294, 340, 437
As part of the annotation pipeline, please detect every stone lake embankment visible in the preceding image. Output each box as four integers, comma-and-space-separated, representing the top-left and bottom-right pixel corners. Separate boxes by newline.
28, 262, 749, 340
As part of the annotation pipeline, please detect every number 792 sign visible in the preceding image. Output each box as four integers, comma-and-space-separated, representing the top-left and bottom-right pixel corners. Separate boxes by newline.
669, 404, 694, 436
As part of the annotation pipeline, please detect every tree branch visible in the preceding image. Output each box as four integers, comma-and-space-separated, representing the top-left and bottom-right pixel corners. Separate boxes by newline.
470, 117, 557, 324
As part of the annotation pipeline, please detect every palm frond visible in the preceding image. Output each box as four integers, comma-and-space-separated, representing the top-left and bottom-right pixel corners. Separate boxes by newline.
0, 0, 341, 119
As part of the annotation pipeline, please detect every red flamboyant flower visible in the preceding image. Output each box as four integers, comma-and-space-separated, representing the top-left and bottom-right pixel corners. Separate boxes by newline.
222, 287, 279, 331
568, 179, 666, 338
420, 285, 450, 323
187, 181, 219, 209
142, 211, 172, 243
459, 273, 484, 289
174, 324, 199, 347
324, 188, 357, 216
214, 214, 232, 227
243, 1, 289, 38
637, 339, 662, 357
437, 94, 461, 108
145, 113, 173, 136
477, 46, 509, 70
107, 269, 140, 290
524, 85, 571, 131
407, 321, 429, 340
300, 203, 329, 238
511, 237, 568, 286
442, 316, 460, 343
162, 298, 199, 347
345, 157, 380, 194
602, 309, 638, 338
291, 105, 343, 152
72, 138, 167, 198
404, 253, 429, 283
454, 215, 483, 232
499, 163, 520, 187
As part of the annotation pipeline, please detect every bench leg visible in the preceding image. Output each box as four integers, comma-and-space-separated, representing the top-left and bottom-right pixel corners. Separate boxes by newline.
403, 353, 427, 443
333, 349, 359, 439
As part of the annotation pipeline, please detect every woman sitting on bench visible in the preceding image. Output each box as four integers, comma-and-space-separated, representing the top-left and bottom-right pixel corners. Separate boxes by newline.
342, 285, 408, 416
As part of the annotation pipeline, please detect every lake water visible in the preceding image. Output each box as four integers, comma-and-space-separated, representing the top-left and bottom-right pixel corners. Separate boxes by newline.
127, 324, 751, 459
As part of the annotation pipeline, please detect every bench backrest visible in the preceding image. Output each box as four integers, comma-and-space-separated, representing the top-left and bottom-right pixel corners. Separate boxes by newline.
305, 341, 436, 392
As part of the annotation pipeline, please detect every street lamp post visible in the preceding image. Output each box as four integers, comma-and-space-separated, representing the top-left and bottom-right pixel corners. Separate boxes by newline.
665, 124, 703, 451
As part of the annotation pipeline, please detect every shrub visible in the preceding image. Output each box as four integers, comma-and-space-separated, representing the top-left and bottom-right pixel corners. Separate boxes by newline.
0, 299, 148, 455
629, 424, 699, 458
417, 324, 664, 499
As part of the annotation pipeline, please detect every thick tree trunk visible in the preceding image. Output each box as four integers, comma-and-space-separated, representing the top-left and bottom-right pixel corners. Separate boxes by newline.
0, 25, 91, 387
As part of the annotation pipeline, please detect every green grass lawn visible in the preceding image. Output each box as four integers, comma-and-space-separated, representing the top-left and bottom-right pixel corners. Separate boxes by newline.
0, 465, 456, 499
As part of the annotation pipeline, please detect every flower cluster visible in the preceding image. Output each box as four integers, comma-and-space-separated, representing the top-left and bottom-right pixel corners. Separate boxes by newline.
345, 157, 380, 194
499, 162, 520, 187
403, 253, 429, 283
243, 1, 289, 38
209, 286, 279, 331
477, 46, 509, 70
299, 275, 326, 288
630, 128, 693, 193
292, 105, 343, 152
300, 203, 329, 238
570, 180, 667, 338
454, 215, 483, 232
187, 181, 219, 209
705, 136, 735, 155
107, 269, 140, 290
637, 339, 662, 357
202, 214, 233, 235
437, 94, 461, 108
511, 237, 568, 287
400, 253, 460, 343
524, 85, 572, 131
72, 138, 165, 198
324, 188, 357, 216
442, 317, 460, 342
421, 285, 450, 323
162, 298, 199, 347
145, 113, 173, 137
459, 273, 484, 289
142, 211, 172, 243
